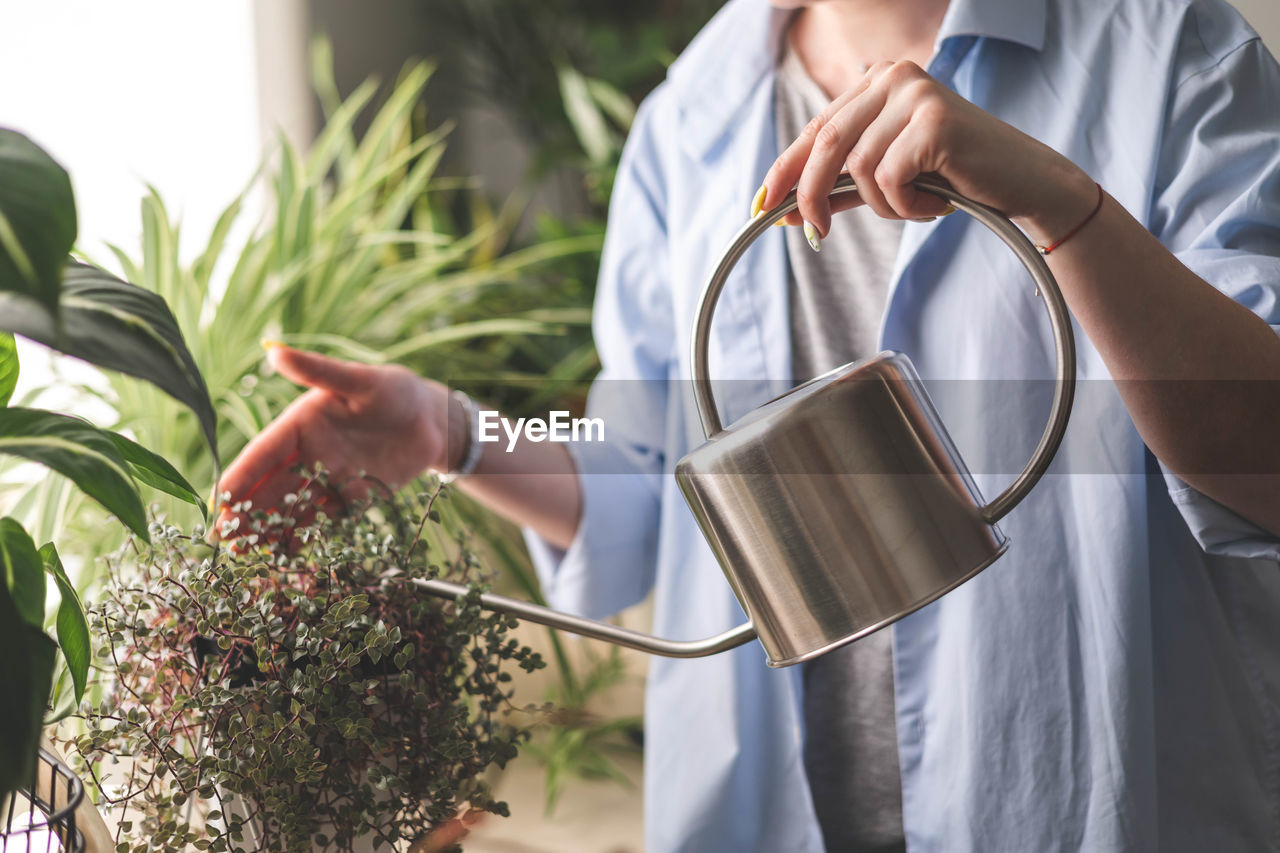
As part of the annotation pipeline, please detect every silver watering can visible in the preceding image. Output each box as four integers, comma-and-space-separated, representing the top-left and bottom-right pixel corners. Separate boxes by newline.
413, 175, 1076, 667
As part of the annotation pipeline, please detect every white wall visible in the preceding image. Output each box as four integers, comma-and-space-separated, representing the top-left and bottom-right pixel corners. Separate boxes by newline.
0, 1, 267, 502
0, 2, 263, 267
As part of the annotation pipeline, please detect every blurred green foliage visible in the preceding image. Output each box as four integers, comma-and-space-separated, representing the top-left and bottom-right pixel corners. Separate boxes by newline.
425, 0, 723, 812
429, 0, 722, 208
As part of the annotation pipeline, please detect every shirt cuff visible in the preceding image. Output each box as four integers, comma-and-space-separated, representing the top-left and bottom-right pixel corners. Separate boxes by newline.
1163, 468, 1280, 560
523, 438, 661, 619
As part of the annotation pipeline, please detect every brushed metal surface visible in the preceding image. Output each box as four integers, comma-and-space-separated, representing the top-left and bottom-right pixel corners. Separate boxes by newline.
402, 576, 759, 657
676, 353, 1008, 666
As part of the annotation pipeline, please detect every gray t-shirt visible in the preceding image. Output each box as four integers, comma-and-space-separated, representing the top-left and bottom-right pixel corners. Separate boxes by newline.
775, 40, 908, 853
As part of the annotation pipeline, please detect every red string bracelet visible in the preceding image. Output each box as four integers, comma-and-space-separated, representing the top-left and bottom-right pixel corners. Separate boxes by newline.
1035, 182, 1105, 255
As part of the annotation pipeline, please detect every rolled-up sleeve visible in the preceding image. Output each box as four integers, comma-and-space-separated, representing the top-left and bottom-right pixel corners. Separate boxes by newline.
524, 87, 676, 617
1150, 31, 1280, 559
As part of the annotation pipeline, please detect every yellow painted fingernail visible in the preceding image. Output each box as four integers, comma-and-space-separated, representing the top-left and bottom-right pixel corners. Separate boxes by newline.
773, 218, 788, 227
750, 185, 767, 219
803, 221, 822, 253
261, 338, 285, 350
941, 203, 957, 216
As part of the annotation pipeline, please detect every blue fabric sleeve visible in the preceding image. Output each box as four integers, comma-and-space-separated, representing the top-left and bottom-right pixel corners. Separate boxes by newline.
1150, 31, 1280, 559
523, 89, 676, 617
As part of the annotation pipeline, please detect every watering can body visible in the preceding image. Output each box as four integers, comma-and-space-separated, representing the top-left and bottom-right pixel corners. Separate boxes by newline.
675, 351, 1008, 666
413, 175, 1075, 668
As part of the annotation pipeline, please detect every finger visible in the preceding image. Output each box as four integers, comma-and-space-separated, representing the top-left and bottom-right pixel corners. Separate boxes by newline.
262, 478, 347, 548
214, 463, 306, 541
760, 85, 864, 215
841, 102, 916, 221
761, 62, 913, 219
828, 63, 932, 222
214, 453, 340, 545
773, 189, 866, 227
876, 117, 954, 220
795, 87, 888, 235
218, 461, 304, 518
217, 406, 389, 522
867, 66, 953, 219
215, 402, 306, 512
420, 810, 485, 852
267, 344, 376, 397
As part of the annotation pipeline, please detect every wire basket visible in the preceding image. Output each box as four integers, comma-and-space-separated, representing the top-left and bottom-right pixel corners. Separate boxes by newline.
0, 747, 86, 853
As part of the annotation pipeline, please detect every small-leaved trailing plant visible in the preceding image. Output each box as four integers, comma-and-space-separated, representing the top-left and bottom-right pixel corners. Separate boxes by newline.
71, 472, 545, 853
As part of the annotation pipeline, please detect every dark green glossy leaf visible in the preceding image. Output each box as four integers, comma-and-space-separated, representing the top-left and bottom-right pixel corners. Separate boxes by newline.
0, 129, 75, 317
40, 542, 89, 703
107, 432, 207, 520
0, 261, 218, 468
0, 332, 16, 407
44, 659, 78, 725
0, 408, 148, 540
0, 517, 45, 628
0, 575, 56, 803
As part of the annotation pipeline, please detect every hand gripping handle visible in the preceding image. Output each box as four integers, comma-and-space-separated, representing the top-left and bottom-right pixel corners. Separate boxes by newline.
689, 174, 1076, 523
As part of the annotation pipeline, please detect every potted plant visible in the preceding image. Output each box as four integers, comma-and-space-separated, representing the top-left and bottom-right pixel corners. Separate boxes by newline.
71, 472, 544, 852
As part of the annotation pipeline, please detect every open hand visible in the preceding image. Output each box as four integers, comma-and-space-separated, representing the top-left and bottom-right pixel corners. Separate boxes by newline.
214, 345, 451, 533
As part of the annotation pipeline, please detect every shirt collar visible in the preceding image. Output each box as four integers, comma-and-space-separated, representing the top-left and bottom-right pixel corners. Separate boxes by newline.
935, 0, 1047, 54
667, 0, 1047, 160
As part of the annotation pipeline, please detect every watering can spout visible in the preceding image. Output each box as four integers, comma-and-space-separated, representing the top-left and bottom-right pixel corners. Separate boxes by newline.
407, 577, 758, 658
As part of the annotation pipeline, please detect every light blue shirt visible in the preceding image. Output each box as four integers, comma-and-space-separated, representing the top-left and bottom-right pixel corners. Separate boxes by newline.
526, 0, 1280, 849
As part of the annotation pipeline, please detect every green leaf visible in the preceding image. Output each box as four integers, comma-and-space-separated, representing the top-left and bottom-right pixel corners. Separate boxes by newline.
0, 129, 76, 317
43, 658, 78, 725
0, 409, 148, 540
40, 542, 89, 703
584, 77, 636, 130
380, 317, 573, 362
557, 65, 614, 166
106, 432, 206, 520
0, 332, 17, 407
0, 576, 56, 803
0, 261, 218, 467
0, 517, 45, 628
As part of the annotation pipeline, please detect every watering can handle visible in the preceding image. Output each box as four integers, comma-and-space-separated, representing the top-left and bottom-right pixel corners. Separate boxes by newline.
690, 174, 1077, 525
